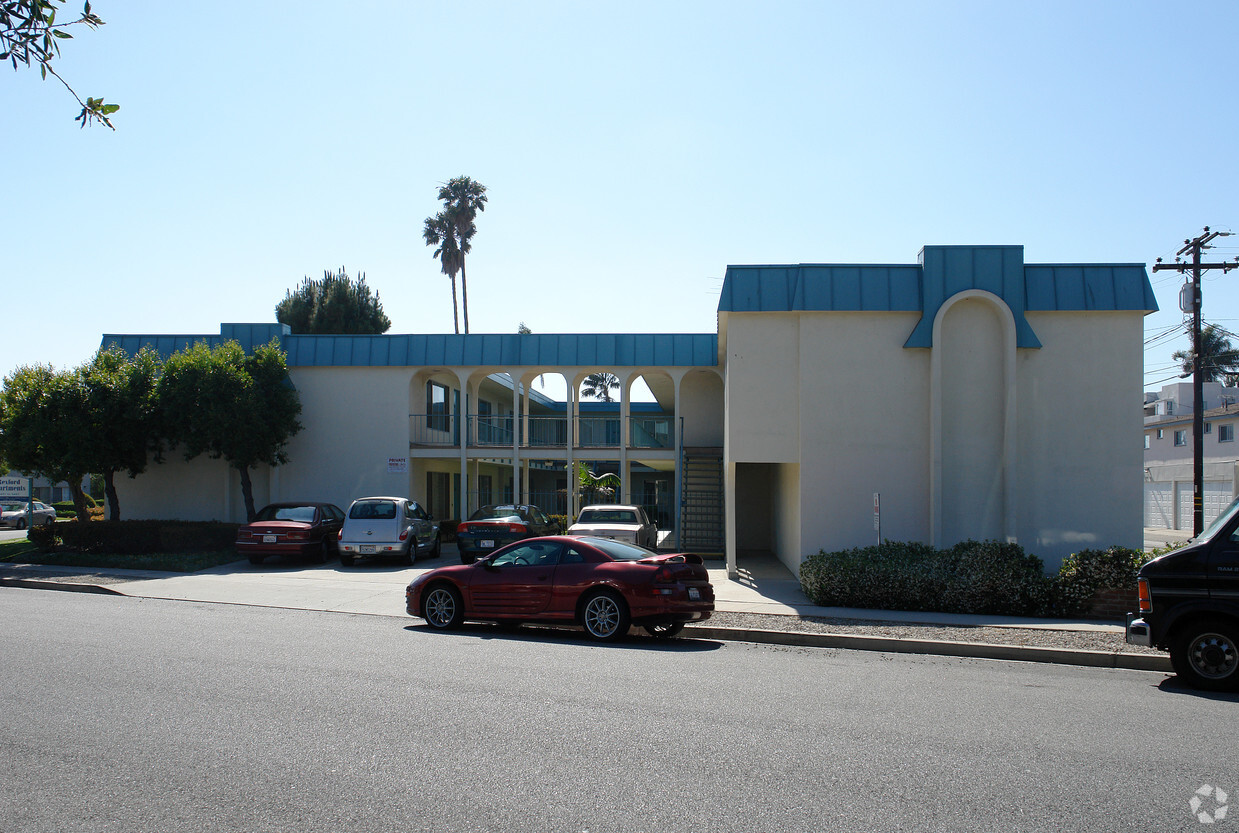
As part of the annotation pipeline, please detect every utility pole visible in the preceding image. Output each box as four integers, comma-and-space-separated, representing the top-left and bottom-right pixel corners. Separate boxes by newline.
1152, 227, 1238, 535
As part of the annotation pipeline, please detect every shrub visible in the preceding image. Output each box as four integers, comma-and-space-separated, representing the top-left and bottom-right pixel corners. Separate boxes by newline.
1051, 546, 1153, 617
31, 520, 240, 555
438, 519, 458, 543
549, 514, 568, 533
800, 539, 1052, 616
53, 499, 102, 519
26, 523, 57, 552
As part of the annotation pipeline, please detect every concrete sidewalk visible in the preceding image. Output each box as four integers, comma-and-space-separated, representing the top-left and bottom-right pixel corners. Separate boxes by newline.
0, 545, 1168, 674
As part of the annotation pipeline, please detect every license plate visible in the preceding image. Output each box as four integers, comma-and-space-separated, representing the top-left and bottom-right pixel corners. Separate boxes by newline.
360, 544, 376, 554
263, 535, 277, 544
688, 587, 701, 601
480, 540, 495, 548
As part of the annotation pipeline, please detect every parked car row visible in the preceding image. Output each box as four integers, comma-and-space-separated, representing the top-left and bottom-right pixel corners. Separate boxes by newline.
237, 496, 441, 567
236, 498, 662, 573
236, 496, 712, 642
0, 500, 57, 530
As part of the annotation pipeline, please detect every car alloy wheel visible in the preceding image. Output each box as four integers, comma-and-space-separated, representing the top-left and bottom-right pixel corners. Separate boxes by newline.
424, 585, 463, 629
16, 518, 26, 530
582, 591, 630, 642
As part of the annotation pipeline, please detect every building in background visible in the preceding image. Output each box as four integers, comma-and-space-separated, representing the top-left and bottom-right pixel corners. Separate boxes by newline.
102, 245, 1156, 573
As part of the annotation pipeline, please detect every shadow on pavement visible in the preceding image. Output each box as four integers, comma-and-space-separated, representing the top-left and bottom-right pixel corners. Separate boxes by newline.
402, 621, 724, 652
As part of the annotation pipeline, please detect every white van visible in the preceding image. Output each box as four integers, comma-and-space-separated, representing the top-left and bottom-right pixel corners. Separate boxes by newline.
338, 496, 440, 566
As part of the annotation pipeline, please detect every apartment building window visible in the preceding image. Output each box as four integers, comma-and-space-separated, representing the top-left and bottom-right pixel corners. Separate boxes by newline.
427, 382, 449, 432
1144, 433, 1150, 449
1206, 422, 1213, 434
1221, 424, 1235, 443
1156, 429, 1164, 440
1174, 430, 1187, 447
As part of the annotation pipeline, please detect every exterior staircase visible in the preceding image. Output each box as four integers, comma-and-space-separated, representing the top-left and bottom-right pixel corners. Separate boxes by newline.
680, 447, 724, 554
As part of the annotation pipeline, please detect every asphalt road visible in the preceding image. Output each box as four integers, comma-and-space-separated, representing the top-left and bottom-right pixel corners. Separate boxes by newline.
1, 589, 1235, 833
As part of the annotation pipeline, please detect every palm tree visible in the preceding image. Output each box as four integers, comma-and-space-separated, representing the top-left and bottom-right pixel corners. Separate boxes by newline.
422, 212, 462, 334
437, 176, 487, 334
1172, 323, 1239, 383
581, 372, 619, 402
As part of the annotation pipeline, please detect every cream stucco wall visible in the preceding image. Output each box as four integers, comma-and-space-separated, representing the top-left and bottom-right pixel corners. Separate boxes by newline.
724, 314, 800, 464
1017, 311, 1144, 561
723, 303, 1147, 573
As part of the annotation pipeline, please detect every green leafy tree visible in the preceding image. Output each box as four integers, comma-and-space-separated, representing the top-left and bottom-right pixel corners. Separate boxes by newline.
276, 267, 392, 334
77, 345, 161, 520
1172, 323, 1239, 383
0, 363, 93, 520
581, 372, 619, 402
2, 0, 119, 127
157, 339, 302, 521
423, 176, 487, 334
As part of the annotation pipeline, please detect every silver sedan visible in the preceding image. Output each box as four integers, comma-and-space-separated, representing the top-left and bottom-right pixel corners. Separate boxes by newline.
0, 501, 57, 529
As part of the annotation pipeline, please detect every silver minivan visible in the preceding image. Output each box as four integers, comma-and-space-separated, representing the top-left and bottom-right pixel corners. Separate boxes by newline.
338, 496, 440, 566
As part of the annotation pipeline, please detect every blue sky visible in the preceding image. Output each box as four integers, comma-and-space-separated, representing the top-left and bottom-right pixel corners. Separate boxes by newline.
5, 1, 1236, 393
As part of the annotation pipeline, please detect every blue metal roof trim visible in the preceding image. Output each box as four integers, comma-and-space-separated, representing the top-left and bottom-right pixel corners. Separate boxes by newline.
103, 328, 719, 368
719, 264, 923, 312
904, 245, 1041, 349
1024, 264, 1157, 313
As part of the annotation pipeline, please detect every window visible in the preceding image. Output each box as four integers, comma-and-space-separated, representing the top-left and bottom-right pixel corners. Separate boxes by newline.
1174, 430, 1187, 447
1144, 433, 1151, 450
427, 382, 450, 432
427, 472, 451, 520
1156, 429, 1164, 440
1221, 424, 1235, 443
1206, 422, 1213, 434
478, 474, 493, 506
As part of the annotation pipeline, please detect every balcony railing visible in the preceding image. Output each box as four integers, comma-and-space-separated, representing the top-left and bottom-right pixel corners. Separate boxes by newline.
410, 414, 674, 451
410, 413, 460, 447
629, 416, 673, 448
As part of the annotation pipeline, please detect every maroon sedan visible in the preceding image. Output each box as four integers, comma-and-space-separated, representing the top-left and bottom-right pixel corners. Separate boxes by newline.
405, 536, 714, 641
236, 502, 346, 565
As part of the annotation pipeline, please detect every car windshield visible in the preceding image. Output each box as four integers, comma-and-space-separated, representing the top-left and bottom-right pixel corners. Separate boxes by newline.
1, 503, 25, 512
577, 509, 637, 524
588, 538, 654, 561
469, 505, 527, 522
253, 505, 317, 523
349, 500, 397, 520
1196, 495, 1239, 543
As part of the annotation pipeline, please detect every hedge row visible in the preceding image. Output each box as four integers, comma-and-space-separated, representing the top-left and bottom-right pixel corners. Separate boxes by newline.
28, 520, 240, 555
799, 541, 1154, 618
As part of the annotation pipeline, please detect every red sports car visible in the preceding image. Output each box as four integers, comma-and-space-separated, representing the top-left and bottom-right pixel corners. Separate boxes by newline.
405, 535, 714, 641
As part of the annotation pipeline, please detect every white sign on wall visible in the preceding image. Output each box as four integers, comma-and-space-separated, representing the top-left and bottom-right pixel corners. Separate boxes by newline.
387, 457, 408, 474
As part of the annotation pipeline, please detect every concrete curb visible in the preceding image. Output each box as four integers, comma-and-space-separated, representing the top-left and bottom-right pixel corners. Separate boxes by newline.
0, 578, 124, 595
683, 625, 1173, 673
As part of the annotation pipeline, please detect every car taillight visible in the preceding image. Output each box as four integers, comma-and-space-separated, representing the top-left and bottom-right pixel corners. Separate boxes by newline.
285, 531, 307, 540
337, 529, 343, 540
1138, 578, 1151, 614
509, 523, 528, 534
236, 529, 249, 541
399, 527, 410, 541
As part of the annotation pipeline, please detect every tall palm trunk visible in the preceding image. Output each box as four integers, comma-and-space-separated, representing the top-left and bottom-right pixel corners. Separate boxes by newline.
460, 258, 470, 334
450, 275, 460, 335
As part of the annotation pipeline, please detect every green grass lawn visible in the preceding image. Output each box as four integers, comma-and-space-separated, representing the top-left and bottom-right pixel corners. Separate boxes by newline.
0, 537, 241, 572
